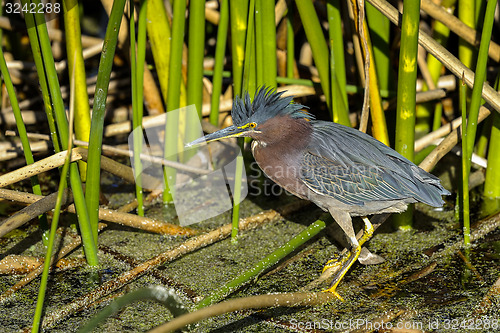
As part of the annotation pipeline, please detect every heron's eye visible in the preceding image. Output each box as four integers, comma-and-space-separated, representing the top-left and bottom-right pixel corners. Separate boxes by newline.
249, 122, 257, 129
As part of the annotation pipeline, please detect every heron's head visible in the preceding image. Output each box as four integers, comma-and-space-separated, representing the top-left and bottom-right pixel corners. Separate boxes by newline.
187, 86, 313, 147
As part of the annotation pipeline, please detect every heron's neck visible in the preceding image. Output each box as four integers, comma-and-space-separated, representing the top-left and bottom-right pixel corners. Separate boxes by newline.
250, 116, 312, 199
253, 115, 312, 148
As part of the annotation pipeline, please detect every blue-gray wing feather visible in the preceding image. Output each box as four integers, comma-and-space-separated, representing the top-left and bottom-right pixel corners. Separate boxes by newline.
300, 121, 449, 207
300, 153, 407, 206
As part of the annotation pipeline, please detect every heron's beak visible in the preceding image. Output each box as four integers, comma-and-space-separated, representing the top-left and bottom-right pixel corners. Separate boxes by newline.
185, 125, 251, 147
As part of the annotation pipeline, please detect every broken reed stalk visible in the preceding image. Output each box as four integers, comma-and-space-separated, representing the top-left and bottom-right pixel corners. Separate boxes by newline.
0, 224, 106, 304
28, 202, 306, 331
419, 106, 491, 172
148, 292, 336, 333
0, 190, 72, 238
0, 188, 197, 236
0, 255, 84, 275
4, 132, 211, 176
0, 200, 141, 304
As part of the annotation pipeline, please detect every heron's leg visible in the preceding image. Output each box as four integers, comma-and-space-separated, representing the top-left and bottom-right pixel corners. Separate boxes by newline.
322, 210, 355, 270
358, 216, 374, 246
322, 212, 374, 300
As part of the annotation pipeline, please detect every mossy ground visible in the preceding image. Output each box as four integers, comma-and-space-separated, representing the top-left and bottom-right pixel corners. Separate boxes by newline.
0, 168, 499, 332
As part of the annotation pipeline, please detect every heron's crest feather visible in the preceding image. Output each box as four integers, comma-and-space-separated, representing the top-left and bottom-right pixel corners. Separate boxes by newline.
231, 86, 313, 126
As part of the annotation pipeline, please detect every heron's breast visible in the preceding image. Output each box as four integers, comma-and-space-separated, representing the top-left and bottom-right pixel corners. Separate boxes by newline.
252, 141, 310, 199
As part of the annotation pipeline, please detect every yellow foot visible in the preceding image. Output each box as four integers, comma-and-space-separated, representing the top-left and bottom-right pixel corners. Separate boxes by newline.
322, 252, 350, 273
322, 286, 344, 301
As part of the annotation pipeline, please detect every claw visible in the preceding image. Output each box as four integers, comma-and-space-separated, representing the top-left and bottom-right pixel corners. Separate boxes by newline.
322, 253, 349, 272
322, 286, 344, 301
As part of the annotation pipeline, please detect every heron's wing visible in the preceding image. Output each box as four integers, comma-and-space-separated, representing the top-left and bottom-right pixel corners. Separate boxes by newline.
308, 121, 448, 207
300, 152, 407, 206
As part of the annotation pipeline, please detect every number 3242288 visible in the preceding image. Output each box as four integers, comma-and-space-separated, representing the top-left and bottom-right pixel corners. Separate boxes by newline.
5, 2, 61, 14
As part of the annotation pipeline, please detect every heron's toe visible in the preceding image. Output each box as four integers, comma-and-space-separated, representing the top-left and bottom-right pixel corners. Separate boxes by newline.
322, 286, 344, 301
322, 252, 350, 273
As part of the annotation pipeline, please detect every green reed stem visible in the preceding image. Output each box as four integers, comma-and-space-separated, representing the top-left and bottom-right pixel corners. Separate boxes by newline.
130, 0, 147, 216
232, 0, 257, 242
147, 0, 172, 102
458, 0, 476, 70
136, 0, 147, 212
483, 112, 500, 215
242, 0, 257, 96
196, 219, 327, 308
366, 1, 392, 93
24, 0, 98, 265
327, 0, 347, 106
0, 29, 48, 242
86, 0, 126, 240
31, 123, 73, 333
63, 0, 91, 181
163, 0, 187, 203
458, 0, 496, 223
187, 0, 205, 118
286, 7, 294, 79
431, 3, 456, 130
78, 286, 188, 332
210, 0, 229, 126
327, 0, 350, 126
295, 0, 331, 109
22, 2, 60, 152
482, 73, 500, 215
260, 0, 277, 87
186, 0, 206, 161
393, 0, 420, 230
231, 155, 244, 244
255, 0, 264, 85
32, 66, 78, 331
230, 0, 249, 96
460, 76, 470, 253
465, 0, 496, 169
476, 116, 491, 158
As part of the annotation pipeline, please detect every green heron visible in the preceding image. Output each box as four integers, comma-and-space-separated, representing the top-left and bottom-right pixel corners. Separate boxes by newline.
188, 87, 449, 298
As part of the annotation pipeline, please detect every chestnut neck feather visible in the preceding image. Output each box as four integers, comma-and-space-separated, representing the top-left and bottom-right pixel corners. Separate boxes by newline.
250, 115, 313, 199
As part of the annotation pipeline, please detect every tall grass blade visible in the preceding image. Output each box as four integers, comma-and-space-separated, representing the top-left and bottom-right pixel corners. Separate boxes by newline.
86, 0, 127, 240
63, 0, 91, 181
0, 29, 48, 241
23, 0, 98, 265
465, 0, 496, 166
295, 0, 331, 108
366, 2, 392, 92
21, 1, 60, 152
327, 0, 350, 126
130, 0, 148, 216
186, 0, 206, 150
458, 0, 476, 69
210, 0, 229, 126
163, 0, 187, 203
460, 75, 470, 254
393, 0, 420, 230
147, 0, 172, 103
230, 0, 250, 96
286, 6, 294, 79
32, 66, 77, 332
260, 0, 277, 88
